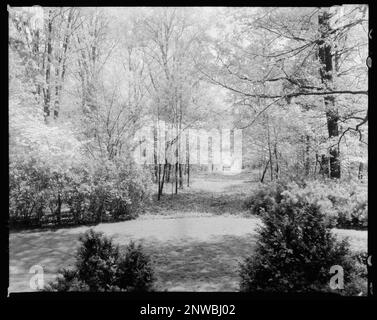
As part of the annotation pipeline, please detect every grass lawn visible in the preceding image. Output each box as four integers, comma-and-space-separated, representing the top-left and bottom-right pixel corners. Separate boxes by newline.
9, 173, 367, 293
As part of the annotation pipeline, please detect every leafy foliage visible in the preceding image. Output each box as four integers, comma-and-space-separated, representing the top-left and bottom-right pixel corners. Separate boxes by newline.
9, 152, 152, 227
9, 158, 50, 226
117, 242, 156, 292
74, 229, 120, 290
8, 7, 152, 229
240, 196, 366, 294
201, 6, 368, 180
244, 179, 367, 230
47, 269, 90, 292
45, 229, 155, 291
244, 180, 289, 215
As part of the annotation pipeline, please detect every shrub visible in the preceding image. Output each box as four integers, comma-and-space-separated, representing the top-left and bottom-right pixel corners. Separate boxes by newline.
334, 182, 367, 230
44, 171, 73, 224
117, 241, 155, 292
46, 269, 90, 292
343, 251, 368, 295
240, 196, 363, 294
75, 229, 120, 291
244, 179, 367, 230
9, 158, 50, 227
89, 157, 152, 222
9, 153, 152, 228
243, 180, 289, 215
65, 167, 93, 224
45, 229, 155, 292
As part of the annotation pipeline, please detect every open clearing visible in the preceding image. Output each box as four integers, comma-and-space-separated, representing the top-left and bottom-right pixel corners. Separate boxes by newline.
9, 173, 367, 292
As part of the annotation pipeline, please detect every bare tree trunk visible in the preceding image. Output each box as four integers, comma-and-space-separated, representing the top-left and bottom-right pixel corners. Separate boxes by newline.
158, 162, 167, 201
44, 10, 53, 121
187, 132, 190, 187
358, 162, 364, 180
153, 126, 158, 183
31, 27, 42, 98
171, 164, 174, 195
175, 115, 179, 195
318, 10, 341, 178
166, 164, 171, 183
267, 118, 274, 181
54, 9, 74, 119
161, 161, 167, 192
319, 154, 329, 176
178, 100, 183, 189
56, 193, 62, 225
326, 108, 341, 178
175, 163, 178, 194
179, 164, 183, 188
157, 163, 161, 200
261, 158, 270, 183
305, 135, 311, 175
274, 143, 279, 179
314, 153, 319, 176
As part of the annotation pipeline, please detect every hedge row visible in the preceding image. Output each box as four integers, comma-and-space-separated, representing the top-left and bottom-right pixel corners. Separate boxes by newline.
244, 179, 367, 230
9, 157, 152, 229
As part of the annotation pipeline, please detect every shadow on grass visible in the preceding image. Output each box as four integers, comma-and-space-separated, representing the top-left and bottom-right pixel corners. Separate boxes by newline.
146, 191, 251, 216
9, 221, 367, 293
9, 229, 258, 292
10, 230, 80, 275
139, 234, 258, 291
145, 174, 258, 216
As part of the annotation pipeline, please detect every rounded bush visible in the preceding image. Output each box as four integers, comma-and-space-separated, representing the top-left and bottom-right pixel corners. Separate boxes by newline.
117, 242, 155, 292
75, 229, 120, 291
45, 229, 155, 292
240, 197, 365, 294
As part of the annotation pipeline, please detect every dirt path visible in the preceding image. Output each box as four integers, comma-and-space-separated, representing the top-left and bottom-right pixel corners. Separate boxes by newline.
8, 173, 367, 292
144, 172, 258, 216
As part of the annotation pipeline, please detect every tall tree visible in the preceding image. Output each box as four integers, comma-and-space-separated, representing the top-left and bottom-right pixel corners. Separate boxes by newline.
198, 6, 368, 179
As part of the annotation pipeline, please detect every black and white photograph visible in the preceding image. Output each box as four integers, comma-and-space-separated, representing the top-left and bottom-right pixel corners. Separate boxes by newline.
7, 4, 371, 303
